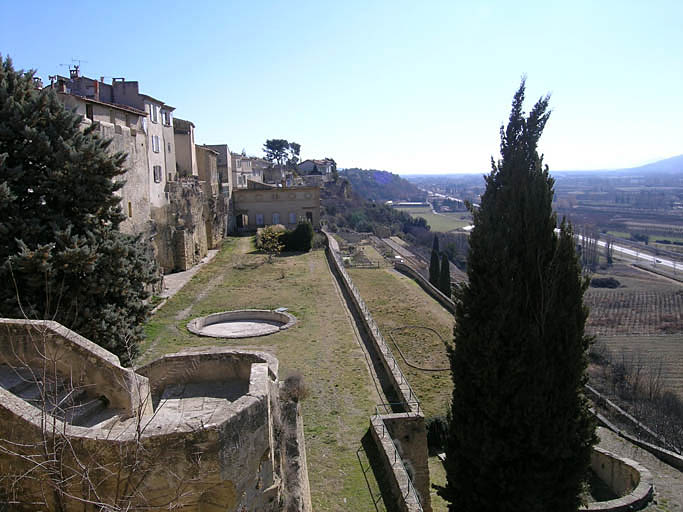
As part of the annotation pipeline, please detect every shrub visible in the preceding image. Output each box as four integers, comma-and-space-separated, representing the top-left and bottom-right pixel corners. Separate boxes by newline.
284, 221, 314, 252
590, 277, 620, 289
426, 415, 449, 455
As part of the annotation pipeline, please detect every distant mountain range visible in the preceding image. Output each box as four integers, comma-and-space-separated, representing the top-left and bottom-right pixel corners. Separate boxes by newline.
556, 154, 683, 175
402, 154, 683, 177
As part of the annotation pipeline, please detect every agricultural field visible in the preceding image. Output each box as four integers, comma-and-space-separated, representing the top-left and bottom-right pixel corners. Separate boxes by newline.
586, 262, 683, 399
585, 263, 683, 336
347, 267, 454, 419
140, 237, 385, 511
594, 335, 683, 399
395, 206, 472, 233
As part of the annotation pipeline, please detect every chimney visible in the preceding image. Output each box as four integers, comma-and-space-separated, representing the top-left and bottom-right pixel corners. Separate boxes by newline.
100, 76, 105, 83
57, 78, 67, 93
94, 80, 99, 101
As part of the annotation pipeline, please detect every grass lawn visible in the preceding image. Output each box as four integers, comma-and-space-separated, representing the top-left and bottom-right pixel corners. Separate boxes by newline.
395, 207, 472, 233
348, 267, 455, 419
428, 456, 449, 512
139, 236, 383, 511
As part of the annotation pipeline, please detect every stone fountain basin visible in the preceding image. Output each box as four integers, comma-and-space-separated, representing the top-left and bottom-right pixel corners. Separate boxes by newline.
187, 309, 297, 339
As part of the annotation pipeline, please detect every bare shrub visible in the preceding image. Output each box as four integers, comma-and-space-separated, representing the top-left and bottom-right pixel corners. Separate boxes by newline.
282, 373, 309, 403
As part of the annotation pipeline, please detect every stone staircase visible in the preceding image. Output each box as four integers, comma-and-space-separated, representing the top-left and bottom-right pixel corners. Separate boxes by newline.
0, 364, 120, 428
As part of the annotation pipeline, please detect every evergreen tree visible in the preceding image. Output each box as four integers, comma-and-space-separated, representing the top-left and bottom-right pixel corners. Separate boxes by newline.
0, 56, 158, 364
429, 235, 440, 287
439, 252, 451, 298
438, 80, 595, 511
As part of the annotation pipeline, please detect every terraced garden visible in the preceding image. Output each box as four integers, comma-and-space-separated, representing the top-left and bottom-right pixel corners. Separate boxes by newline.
139, 237, 385, 511
395, 206, 472, 233
347, 267, 454, 419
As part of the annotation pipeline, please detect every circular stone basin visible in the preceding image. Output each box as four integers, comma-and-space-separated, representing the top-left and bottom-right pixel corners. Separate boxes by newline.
187, 309, 297, 339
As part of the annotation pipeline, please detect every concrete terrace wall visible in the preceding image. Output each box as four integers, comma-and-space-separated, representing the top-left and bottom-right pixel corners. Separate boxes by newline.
0, 319, 151, 417
323, 230, 431, 512
0, 321, 294, 511
394, 262, 456, 314
581, 447, 653, 512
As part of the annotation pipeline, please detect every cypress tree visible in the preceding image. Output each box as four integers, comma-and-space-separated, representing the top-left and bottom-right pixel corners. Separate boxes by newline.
0, 56, 158, 364
429, 235, 440, 287
438, 80, 595, 511
439, 252, 451, 298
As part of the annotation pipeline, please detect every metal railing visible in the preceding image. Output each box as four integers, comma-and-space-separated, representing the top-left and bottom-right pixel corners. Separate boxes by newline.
328, 246, 421, 414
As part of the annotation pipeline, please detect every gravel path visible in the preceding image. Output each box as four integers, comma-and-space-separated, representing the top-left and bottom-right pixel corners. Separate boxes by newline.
596, 427, 683, 511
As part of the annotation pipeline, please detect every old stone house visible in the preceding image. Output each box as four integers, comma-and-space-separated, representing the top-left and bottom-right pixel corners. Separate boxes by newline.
173, 117, 199, 178
233, 183, 320, 231
50, 69, 229, 273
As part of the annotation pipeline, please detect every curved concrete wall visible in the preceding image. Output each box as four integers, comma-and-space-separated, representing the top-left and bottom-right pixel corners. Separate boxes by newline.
0, 319, 151, 417
187, 309, 297, 338
581, 447, 653, 511
0, 321, 286, 512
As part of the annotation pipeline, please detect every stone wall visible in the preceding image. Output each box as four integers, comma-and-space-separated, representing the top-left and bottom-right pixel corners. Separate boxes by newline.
0, 319, 307, 511
152, 180, 229, 272
323, 230, 431, 512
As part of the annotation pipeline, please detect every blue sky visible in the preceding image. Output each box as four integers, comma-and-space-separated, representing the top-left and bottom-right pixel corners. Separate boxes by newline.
2, 0, 682, 174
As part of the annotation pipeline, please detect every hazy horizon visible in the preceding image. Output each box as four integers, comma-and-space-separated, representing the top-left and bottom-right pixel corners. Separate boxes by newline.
2, 1, 681, 174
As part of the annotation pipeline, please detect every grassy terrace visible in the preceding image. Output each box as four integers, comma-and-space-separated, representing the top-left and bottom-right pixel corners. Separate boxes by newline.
395, 206, 472, 233
138, 236, 384, 511
347, 267, 454, 511
347, 267, 455, 419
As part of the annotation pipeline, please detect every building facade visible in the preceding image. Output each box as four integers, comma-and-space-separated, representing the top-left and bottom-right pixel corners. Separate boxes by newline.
233, 185, 320, 231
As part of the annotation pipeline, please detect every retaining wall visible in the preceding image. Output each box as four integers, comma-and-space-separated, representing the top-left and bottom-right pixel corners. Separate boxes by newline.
322, 230, 431, 512
580, 447, 653, 512
394, 262, 456, 314
587, 385, 683, 471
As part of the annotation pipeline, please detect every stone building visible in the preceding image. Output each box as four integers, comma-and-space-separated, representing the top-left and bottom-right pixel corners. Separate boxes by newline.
173, 118, 199, 178
55, 91, 152, 237
49, 69, 229, 273
233, 183, 320, 231
204, 144, 234, 196
231, 153, 263, 188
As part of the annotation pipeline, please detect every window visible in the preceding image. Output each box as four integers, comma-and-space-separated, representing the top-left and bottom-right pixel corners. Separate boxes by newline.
167, 142, 172, 153
153, 165, 162, 183
289, 212, 296, 224
255, 214, 264, 226
85, 104, 93, 121
162, 110, 171, 126
272, 213, 280, 224
306, 211, 313, 223
152, 135, 160, 153
150, 104, 158, 123
127, 202, 132, 218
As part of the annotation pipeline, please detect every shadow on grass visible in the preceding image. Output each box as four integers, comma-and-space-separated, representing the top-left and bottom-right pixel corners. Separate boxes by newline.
359, 429, 395, 512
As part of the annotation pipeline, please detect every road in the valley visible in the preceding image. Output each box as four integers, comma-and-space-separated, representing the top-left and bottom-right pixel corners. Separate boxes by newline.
575, 234, 680, 272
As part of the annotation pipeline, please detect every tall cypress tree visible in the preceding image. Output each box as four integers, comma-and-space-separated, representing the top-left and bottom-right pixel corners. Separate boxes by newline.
439, 252, 451, 298
0, 56, 158, 364
429, 235, 440, 287
438, 80, 595, 511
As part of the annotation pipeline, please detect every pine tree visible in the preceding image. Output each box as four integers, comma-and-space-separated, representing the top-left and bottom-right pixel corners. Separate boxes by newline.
429, 235, 440, 287
439, 252, 451, 298
0, 56, 158, 364
438, 80, 595, 511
